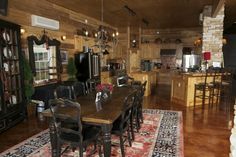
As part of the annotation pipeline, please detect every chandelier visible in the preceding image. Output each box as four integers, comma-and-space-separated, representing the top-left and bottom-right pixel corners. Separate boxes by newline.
93, 0, 118, 55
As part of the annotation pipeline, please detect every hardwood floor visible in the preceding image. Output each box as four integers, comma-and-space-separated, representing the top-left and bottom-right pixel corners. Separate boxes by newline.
0, 84, 233, 157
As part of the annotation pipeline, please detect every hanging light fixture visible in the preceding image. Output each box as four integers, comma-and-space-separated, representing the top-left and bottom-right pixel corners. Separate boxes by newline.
94, 0, 110, 55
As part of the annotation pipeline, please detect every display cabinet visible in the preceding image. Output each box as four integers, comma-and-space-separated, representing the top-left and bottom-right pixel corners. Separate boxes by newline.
0, 19, 25, 133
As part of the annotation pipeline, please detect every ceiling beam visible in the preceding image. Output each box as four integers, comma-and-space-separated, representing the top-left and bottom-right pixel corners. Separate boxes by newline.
212, 0, 225, 17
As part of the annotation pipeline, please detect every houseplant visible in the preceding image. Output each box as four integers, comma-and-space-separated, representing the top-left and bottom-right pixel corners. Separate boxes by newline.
22, 56, 35, 116
66, 57, 77, 81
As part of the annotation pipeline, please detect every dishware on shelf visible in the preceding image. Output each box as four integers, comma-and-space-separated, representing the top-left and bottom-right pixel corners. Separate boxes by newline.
3, 63, 9, 71
3, 47, 12, 58
2, 32, 10, 42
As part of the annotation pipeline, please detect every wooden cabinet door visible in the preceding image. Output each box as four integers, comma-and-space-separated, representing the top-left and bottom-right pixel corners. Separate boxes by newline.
152, 44, 160, 59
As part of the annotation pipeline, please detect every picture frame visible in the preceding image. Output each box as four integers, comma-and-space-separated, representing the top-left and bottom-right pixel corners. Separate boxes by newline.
60, 50, 68, 64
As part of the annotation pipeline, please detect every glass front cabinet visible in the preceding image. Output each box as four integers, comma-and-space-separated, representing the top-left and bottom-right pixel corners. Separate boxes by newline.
0, 19, 25, 133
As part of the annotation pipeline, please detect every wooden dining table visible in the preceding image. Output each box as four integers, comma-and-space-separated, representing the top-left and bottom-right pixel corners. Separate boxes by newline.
41, 86, 135, 157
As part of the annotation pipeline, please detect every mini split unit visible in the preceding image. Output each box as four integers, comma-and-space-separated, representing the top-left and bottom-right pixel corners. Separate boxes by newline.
31, 15, 59, 30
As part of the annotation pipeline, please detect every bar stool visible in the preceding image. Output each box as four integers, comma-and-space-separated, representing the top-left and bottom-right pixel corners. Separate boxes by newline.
219, 68, 234, 104
208, 68, 222, 107
193, 70, 213, 108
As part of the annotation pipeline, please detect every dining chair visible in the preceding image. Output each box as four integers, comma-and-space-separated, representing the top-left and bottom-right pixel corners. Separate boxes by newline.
116, 74, 134, 87
111, 91, 137, 157
130, 85, 142, 140
49, 98, 102, 157
54, 85, 73, 99
86, 78, 101, 93
72, 81, 87, 99
138, 81, 147, 123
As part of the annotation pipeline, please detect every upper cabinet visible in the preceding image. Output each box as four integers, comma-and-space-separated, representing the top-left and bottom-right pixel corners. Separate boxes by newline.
140, 43, 160, 59
140, 43, 183, 59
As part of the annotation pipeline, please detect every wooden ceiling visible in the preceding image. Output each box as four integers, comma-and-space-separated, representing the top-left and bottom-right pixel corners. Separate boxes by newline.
46, 0, 236, 30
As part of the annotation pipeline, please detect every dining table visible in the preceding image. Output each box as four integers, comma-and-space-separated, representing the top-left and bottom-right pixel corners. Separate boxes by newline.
41, 86, 136, 157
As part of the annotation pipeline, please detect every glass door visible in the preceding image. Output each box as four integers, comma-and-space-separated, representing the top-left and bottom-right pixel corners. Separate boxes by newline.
0, 24, 22, 112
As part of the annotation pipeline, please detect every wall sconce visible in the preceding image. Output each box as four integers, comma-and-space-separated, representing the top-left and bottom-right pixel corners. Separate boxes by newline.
131, 39, 137, 48
222, 37, 227, 45
20, 28, 26, 34
61, 35, 66, 41
194, 38, 202, 47
85, 30, 89, 36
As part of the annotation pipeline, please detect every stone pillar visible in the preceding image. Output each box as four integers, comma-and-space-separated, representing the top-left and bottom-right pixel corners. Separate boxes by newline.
202, 5, 225, 67
230, 100, 236, 157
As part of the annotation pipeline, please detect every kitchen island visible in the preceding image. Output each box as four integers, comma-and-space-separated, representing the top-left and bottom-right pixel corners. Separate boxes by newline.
171, 72, 221, 107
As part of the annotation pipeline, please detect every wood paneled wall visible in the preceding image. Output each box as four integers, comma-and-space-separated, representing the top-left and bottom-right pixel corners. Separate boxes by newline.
0, 0, 120, 80
0, 0, 204, 79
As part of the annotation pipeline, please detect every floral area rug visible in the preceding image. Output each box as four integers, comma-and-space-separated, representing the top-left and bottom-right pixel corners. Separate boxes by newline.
0, 109, 183, 157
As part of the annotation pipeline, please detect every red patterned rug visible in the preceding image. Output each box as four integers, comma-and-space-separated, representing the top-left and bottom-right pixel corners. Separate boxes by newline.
0, 109, 184, 157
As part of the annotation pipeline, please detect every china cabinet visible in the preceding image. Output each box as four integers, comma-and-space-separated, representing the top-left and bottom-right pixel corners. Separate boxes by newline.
0, 19, 25, 133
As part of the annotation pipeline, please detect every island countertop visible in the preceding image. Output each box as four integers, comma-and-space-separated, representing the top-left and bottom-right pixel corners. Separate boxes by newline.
171, 72, 221, 106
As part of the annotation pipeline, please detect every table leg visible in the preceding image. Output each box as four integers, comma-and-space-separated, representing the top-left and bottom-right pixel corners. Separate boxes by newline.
101, 124, 112, 157
49, 121, 60, 157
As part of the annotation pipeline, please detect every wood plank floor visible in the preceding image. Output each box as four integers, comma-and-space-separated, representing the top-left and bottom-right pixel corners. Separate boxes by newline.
0, 84, 233, 157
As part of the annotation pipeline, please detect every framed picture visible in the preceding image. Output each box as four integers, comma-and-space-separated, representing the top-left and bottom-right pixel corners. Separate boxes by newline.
60, 50, 68, 64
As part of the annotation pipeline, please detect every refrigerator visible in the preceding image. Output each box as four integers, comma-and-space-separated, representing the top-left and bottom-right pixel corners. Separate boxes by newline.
74, 52, 100, 83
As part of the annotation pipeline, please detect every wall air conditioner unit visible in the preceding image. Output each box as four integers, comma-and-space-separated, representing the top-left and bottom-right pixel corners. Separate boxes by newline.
31, 15, 59, 30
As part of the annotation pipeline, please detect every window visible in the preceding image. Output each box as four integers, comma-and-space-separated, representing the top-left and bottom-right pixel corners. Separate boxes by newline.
33, 44, 57, 84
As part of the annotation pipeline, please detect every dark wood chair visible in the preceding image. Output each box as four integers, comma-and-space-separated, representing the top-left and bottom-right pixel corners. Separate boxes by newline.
72, 81, 87, 99
54, 85, 73, 99
85, 79, 101, 93
49, 98, 102, 157
116, 74, 134, 87
111, 91, 137, 157
130, 85, 142, 140
138, 81, 147, 123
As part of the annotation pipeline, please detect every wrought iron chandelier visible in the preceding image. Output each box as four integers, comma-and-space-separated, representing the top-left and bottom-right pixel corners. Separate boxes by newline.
93, 0, 119, 55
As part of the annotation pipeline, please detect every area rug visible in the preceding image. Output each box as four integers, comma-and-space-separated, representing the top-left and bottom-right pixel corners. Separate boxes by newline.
0, 109, 183, 157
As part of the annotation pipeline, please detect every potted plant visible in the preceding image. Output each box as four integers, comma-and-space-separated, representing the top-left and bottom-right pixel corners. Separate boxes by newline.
66, 57, 77, 81
22, 56, 35, 117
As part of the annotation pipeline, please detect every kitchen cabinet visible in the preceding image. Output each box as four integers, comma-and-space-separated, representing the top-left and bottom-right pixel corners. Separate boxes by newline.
140, 43, 160, 59
0, 19, 25, 133
171, 73, 221, 106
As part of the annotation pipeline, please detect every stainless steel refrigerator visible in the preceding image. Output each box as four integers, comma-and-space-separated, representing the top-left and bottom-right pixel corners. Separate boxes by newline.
74, 52, 100, 82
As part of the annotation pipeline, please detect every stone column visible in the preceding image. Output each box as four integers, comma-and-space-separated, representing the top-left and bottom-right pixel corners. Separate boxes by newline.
202, 5, 225, 67
230, 100, 236, 157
